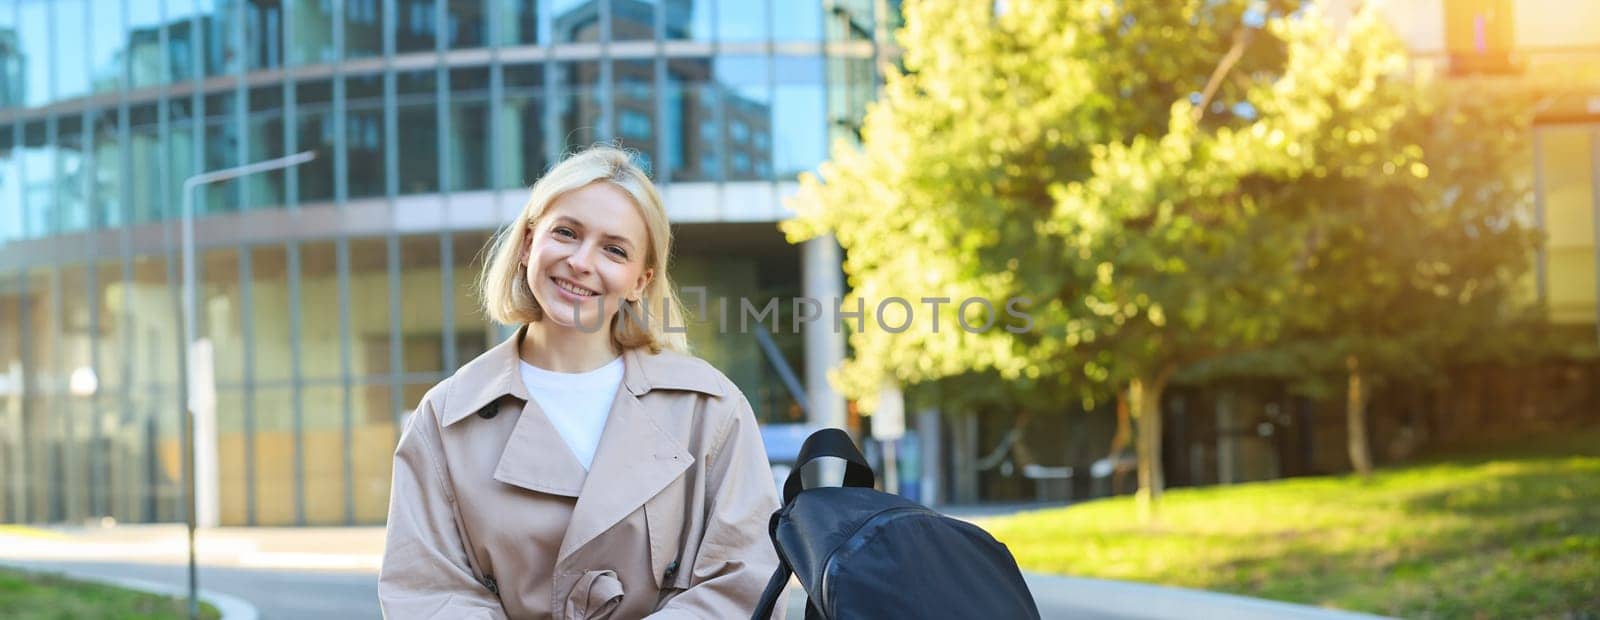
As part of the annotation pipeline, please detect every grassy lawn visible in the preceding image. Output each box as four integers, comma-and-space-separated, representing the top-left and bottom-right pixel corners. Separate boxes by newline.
981, 429, 1600, 619
0, 568, 221, 620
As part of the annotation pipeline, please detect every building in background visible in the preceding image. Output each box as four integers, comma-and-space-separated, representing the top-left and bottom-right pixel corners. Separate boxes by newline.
1370, 0, 1600, 339
0, 0, 892, 526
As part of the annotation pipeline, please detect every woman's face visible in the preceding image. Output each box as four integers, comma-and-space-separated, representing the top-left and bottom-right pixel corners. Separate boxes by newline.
523, 182, 655, 332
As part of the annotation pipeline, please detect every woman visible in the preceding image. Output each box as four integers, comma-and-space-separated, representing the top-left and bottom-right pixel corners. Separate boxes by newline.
379, 146, 784, 619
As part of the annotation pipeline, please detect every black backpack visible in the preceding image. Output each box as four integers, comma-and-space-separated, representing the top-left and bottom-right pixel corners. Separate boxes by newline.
751, 429, 1042, 620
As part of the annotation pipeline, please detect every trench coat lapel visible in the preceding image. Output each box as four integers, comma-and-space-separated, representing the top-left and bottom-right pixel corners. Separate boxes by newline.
492, 397, 590, 497
441, 326, 591, 497
557, 349, 695, 563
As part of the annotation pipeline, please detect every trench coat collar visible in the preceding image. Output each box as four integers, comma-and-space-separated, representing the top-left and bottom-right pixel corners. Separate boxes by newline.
438, 325, 727, 563
439, 325, 726, 428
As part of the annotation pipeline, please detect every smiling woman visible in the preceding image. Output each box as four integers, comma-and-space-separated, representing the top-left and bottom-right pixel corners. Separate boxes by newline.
379, 145, 786, 619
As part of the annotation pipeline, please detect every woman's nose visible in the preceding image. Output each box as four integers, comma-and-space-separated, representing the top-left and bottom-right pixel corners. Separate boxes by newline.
565, 246, 595, 274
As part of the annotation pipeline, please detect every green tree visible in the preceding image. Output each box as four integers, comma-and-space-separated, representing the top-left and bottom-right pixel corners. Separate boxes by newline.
785, 1, 1454, 518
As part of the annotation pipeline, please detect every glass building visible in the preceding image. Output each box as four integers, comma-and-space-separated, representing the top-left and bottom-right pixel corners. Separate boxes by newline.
0, 0, 892, 526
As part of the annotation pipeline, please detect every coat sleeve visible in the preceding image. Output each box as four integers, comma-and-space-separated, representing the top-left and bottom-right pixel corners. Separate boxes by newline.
378, 398, 508, 620
647, 390, 786, 620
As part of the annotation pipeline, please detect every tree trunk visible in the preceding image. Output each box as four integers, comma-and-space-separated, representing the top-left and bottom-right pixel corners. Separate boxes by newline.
1346, 355, 1373, 477
1109, 388, 1132, 495
1130, 368, 1171, 523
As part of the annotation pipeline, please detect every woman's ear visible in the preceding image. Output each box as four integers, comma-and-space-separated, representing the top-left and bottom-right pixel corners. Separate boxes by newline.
631, 267, 654, 302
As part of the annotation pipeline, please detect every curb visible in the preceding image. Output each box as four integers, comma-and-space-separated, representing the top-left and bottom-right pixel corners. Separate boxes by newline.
0, 562, 259, 620
1022, 573, 1394, 620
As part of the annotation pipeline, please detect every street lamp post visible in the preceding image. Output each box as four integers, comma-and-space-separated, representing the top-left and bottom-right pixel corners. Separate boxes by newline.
177, 151, 315, 620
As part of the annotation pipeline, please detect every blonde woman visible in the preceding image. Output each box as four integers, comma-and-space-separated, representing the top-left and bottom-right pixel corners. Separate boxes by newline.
379, 146, 784, 619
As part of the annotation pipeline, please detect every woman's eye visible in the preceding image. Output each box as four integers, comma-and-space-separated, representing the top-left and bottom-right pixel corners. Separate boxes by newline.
553, 227, 576, 238
607, 246, 628, 258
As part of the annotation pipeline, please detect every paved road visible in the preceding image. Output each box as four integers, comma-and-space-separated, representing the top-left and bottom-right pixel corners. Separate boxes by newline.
3, 559, 381, 620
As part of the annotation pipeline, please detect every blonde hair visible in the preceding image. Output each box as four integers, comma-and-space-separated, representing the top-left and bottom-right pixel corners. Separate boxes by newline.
479, 145, 690, 354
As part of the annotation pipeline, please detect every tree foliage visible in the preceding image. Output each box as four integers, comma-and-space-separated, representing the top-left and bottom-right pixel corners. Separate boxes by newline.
784, 0, 1538, 513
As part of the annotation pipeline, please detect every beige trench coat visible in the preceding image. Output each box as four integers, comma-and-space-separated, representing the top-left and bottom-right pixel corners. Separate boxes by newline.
379, 328, 785, 619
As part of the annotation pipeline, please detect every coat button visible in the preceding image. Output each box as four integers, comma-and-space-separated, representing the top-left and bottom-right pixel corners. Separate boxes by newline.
477, 402, 498, 419
483, 575, 499, 594
664, 560, 679, 581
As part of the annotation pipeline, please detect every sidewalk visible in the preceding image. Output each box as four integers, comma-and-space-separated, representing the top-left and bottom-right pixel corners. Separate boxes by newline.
0, 523, 1389, 619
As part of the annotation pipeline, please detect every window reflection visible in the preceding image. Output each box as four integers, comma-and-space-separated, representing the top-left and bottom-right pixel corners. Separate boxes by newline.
717, 0, 766, 43
21, 120, 52, 237
90, 0, 126, 94
18, 1, 49, 107
246, 85, 286, 209
494, 0, 541, 46
716, 55, 771, 181
773, 55, 826, 180
449, 68, 491, 191
346, 75, 386, 198
663, 0, 712, 43
288, 0, 337, 65
448, 0, 487, 49
0, 125, 18, 241
345, 0, 384, 59
772, 0, 822, 43
666, 57, 716, 182
552, 0, 600, 44
614, 60, 656, 175
397, 0, 438, 52
557, 61, 602, 154
825, 0, 875, 43
55, 0, 90, 102
502, 64, 548, 188
91, 110, 122, 229
246, 0, 285, 70
204, 92, 242, 212
396, 70, 440, 194
166, 99, 197, 220
0, 7, 19, 108
200, 0, 243, 78
610, 0, 656, 43
58, 115, 90, 233
128, 103, 162, 223
297, 79, 336, 203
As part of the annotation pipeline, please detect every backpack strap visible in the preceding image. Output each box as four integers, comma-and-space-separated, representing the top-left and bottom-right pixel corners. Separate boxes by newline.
750, 557, 791, 620
750, 558, 827, 620
781, 428, 876, 505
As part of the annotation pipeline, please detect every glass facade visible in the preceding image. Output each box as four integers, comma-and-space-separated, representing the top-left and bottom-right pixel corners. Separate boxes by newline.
1, 0, 867, 526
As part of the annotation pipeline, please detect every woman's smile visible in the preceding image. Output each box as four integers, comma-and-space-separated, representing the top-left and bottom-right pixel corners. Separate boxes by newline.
552, 276, 600, 299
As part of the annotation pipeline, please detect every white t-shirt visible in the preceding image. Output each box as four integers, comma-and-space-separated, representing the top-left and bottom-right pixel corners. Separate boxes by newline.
518, 356, 625, 470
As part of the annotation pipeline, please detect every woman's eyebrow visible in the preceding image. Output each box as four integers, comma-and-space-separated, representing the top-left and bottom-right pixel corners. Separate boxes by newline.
553, 216, 636, 248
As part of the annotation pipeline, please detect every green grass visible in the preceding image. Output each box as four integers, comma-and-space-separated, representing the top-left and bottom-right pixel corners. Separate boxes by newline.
981, 429, 1600, 619
0, 568, 221, 620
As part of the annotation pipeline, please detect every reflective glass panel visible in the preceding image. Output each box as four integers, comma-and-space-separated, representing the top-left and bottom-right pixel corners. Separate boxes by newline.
296, 78, 336, 203
346, 74, 386, 198
610, 0, 655, 42
289, 0, 338, 65
663, 0, 710, 43
613, 59, 656, 176
246, 0, 285, 70
345, 0, 384, 58
556, 61, 602, 154
551, 0, 600, 43
396, 0, 438, 52
448, 67, 491, 191
396, 70, 440, 194
494, 0, 540, 46
665, 57, 716, 182
448, 0, 487, 48
715, 55, 770, 181
501, 64, 548, 189
772, 55, 825, 180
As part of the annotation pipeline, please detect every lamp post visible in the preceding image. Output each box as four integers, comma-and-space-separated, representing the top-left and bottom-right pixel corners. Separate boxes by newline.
177, 151, 315, 620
